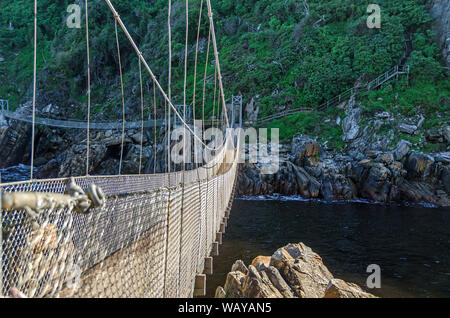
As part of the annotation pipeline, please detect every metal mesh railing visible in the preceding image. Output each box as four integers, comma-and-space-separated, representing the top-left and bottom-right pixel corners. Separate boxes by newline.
1, 136, 239, 298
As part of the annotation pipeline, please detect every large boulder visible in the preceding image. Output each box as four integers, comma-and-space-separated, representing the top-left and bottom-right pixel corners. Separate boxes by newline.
269, 243, 333, 298
217, 242, 376, 298
320, 173, 356, 201
361, 163, 393, 202
394, 140, 412, 161
405, 152, 435, 179
0, 122, 31, 168
290, 163, 321, 198
223, 271, 246, 298
398, 123, 418, 135
291, 135, 320, 161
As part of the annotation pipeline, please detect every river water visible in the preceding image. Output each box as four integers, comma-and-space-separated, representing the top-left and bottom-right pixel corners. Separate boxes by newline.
0, 164, 35, 183
205, 197, 450, 298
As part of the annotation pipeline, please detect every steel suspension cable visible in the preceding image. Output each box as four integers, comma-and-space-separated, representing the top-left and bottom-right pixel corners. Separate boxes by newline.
167, 0, 172, 174
138, 57, 144, 175
114, 19, 126, 175
85, 0, 92, 176
202, 28, 212, 134
183, 0, 188, 172
205, 0, 230, 128
30, 0, 37, 180
192, 0, 204, 127
104, 0, 221, 152
212, 68, 217, 130
153, 81, 157, 174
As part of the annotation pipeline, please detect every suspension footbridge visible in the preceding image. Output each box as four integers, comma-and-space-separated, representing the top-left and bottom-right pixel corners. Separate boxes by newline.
1, 0, 241, 298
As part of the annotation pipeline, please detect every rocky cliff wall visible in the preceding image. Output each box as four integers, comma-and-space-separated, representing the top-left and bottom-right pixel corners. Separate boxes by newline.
431, 0, 450, 67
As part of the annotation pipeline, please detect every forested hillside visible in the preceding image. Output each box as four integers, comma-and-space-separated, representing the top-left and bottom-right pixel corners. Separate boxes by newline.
0, 0, 448, 148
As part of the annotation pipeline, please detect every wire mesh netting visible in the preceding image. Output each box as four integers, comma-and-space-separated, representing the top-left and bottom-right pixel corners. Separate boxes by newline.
1, 138, 239, 298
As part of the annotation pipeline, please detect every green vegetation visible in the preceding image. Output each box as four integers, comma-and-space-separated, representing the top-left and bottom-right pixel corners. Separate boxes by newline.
0, 0, 448, 147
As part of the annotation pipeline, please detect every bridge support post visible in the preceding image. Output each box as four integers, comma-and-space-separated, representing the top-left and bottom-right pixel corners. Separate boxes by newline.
204, 257, 213, 275
220, 222, 226, 234
193, 274, 206, 297
216, 232, 223, 245
212, 242, 219, 256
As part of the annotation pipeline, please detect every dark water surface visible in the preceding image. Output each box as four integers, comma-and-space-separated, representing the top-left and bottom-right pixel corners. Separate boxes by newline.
205, 198, 450, 298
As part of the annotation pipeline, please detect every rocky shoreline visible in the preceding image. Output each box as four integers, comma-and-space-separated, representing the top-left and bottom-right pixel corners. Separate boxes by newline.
215, 242, 376, 298
237, 134, 450, 207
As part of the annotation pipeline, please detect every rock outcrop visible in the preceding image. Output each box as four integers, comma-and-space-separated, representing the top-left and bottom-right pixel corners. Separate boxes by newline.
430, 0, 450, 67
216, 242, 376, 298
237, 134, 450, 206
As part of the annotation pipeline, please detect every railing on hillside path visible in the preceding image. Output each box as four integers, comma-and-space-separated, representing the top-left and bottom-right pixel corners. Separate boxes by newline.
254, 64, 410, 125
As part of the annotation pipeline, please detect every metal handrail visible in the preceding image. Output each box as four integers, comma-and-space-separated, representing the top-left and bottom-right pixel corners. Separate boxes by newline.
255, 63, 410, 124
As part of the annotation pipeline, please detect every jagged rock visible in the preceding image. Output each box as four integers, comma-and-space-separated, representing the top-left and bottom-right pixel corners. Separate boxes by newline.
405, 152, 435, 179
367, 150, 382, 159
398, 179, 438, 204
445, 126, 450, 143
0, 122, 31, 168
435, 152, 450, 164
376, 152, 394, 165
36, 143, 107, 178
251, 256, 271, 271
263, 266, 296, 298
440, 167, 450, 193
223, 271, 246, 298
291, 135, 320, 160
398, 123, 418, 135
236, 134, 449, 206
342, 107, 361, 141
324, 279, 377, 298
320, 173, 356, 200
361, 163, 393, 202
231, 260, 249, 275
388, 161, 406, 178
242, 265, 284, 298
270, 243, 333, 298
290, 163, 320, 198
217, 243, 376, 298
394, 140, 412, 161
215, 286, 226, 298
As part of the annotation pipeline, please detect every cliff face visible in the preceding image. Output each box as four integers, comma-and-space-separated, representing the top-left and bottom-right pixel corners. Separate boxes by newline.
431, 0, 450, 67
